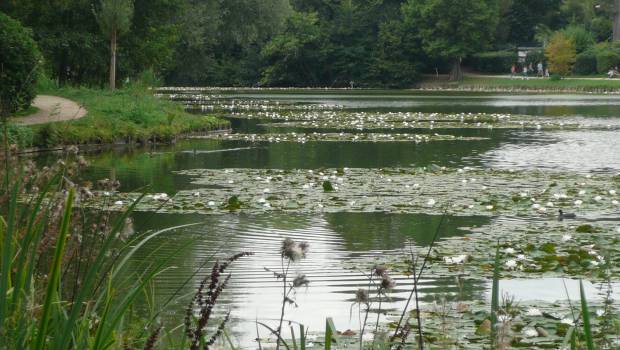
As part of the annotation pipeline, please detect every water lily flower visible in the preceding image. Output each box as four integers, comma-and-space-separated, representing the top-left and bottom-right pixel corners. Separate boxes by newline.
103, 191, 111, 196
426, 198, 436, 207
612, 200, 619, 205
560, 318, 575, 325
578, 190, 586, 195
228, 180, 234, 184
114, 201, 123, 206
504, 247, 516, 254
522, 327, 538, 338
609, 190, 617, 195
520, 192, 528, 198
258, 198, 266, 203
263, 188, 271, 193
574, 200, 583, 207
562, 234, 572, 242
412, 183, 420, 189
546, 202, 554, 207
517, 254, 527, 261
207, 201, 215, 206
526, 307, 542, 316
443, 254, 469, 264
532, 203, 541, 209
596, 309, 605, 317
485, 205, 494, 210
505, 259, 517, 269
594, 195, 602, 201
193, 192, 200, 197
498, 314, 511, 322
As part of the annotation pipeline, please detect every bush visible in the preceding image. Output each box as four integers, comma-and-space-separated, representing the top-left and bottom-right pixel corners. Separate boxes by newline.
561, 24, 595, 53
470, 51, 517, 74
0, 13, 40, 117
545, 32, 576, 76
596, 49, 620, 74
573, 50, 598, 75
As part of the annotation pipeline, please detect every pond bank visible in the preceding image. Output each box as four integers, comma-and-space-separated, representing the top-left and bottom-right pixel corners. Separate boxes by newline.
2, 86, 230, 150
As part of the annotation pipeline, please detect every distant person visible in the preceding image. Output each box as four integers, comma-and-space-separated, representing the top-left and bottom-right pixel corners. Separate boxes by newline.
537, 62, 543, 77
608, 68, 617, 79
522, 66, 528, 80
544, 68, 550, 78
349, 80, 354, 89
510, 64, 517, 78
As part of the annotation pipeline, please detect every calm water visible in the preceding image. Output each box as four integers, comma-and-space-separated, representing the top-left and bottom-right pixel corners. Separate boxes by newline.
55, 90, 620, 346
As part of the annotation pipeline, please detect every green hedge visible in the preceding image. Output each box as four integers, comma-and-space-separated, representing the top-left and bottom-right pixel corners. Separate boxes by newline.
596, 49, 620, 74
470, 51, 518, 74
574, 50, 597, 75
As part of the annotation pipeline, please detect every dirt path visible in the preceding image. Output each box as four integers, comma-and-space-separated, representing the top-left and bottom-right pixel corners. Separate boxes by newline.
14, 95, 87, 125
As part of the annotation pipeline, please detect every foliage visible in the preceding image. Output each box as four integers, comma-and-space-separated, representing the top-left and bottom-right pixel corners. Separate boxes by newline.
94, 0, 134, 38
545, 32, 576, 76
0, 12, 40, 117
19, 86, 228, 148
595, 48, 620, 74
561, 24, 595, 53
402, 0, 499, 79
573, 49, 598, 75
470, 51, 518, 73
261, 12, 324, 87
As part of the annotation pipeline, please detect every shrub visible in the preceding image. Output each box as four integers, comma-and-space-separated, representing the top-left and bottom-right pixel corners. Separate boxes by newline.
596, 49, 620, 74
545, 32, 576, 76
470, 51, 517, 74
0, 13, 40, 117
561, 24, 595, 53
573, 50, 598, 75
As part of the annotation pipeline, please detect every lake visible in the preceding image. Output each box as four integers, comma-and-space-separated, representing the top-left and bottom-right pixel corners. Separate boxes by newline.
56, 90, 620, 347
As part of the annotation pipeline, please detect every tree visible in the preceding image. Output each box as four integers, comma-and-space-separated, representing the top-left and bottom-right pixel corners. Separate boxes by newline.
402, 0, 499, 80
95, 0, 134, 89
545, 32, 576, 76
0, 12, 40, 118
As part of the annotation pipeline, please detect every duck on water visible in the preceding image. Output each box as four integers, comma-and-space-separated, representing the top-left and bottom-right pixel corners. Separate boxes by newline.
558, 209, 577, 220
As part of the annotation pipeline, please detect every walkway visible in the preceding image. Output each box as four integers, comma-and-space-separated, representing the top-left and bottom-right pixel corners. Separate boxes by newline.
14, 95, 87, 125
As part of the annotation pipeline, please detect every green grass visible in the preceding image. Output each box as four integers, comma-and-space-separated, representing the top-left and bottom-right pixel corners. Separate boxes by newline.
10, 106, 39, 118
5, 85, 229, 149
420, 75, 620, 92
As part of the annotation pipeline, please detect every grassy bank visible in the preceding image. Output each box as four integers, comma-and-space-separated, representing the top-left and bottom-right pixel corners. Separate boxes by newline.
3, 85, 229, 149
418, 75, 620, 93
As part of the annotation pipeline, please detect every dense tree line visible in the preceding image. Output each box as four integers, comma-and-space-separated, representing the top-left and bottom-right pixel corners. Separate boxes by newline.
1, 0, 618, 87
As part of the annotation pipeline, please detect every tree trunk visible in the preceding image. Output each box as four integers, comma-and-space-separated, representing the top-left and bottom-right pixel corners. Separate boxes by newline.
615, 0, 620, 41
109, 30, 117, 90
449, 57, 463, 81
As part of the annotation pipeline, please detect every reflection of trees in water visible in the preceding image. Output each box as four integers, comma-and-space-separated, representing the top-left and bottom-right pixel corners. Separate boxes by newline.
324, 212, 491, 251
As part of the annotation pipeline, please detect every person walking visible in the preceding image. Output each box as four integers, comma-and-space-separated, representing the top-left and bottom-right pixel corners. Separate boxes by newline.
510, 64, 517, 78
522, 65, 528, 80
537, 61, 543, 77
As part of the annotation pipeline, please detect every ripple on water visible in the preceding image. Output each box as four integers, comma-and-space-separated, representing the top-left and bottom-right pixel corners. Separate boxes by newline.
127, 212, 485, 347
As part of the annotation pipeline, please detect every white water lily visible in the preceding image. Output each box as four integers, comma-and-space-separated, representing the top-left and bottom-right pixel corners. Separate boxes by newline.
609, 189, 617, 195
412, 183, 420, 189
574, 200, 583, 207
302, 184, 310, 189
485, 205, 494, 210
526, 307, 542, 316
114, 201, 123, 206
257, 198, 266, 203
498, 314, 511, 322
193, 192, 201, 197
522, 327, 538, 338
612, 200, 619, 205
532, 203, 541, 209
505, 259, 517, 268
426, 198, 436, 207
516, 254, 527, 261
596, 309, 605, 317
103, 191, 111, 196
443, 254, 469, 264
561, 318, 575, 325
578, 190, 586, 195
520, 192, 528, 198
228, 180, 234, 184
562, 234, 573, 242
263, 188, 271, 193
207, 201, 215, 206
594, 195, 603, 201
504, 247, 516, 254
546, 202, 554, 207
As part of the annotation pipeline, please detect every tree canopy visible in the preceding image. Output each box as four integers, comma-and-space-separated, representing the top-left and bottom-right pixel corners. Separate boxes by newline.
1, 0, 619, 86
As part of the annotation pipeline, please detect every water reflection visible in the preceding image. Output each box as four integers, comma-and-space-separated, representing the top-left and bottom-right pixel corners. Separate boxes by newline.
129, 212, 486, 346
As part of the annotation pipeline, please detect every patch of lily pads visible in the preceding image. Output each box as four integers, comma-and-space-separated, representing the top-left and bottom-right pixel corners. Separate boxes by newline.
197, 132, 489, 143
88, 167, 620, 218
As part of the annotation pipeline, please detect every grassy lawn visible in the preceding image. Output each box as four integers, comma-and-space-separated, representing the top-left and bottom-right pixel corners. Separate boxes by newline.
4, 85, 229, 149
420, 75, 620, 91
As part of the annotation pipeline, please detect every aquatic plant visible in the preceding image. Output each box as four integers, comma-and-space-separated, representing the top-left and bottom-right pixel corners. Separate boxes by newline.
185, 252, 253, 350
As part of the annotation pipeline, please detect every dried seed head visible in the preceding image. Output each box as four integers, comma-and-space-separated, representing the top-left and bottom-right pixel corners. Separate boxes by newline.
293, 274, 310, 287
355, 288, 369, 304
373, 264, 387, 277
381, 275, 396, 290
281, 238, 308, 262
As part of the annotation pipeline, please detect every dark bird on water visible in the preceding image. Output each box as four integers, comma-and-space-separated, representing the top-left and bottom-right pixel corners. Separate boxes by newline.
558, 209, 576, 220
